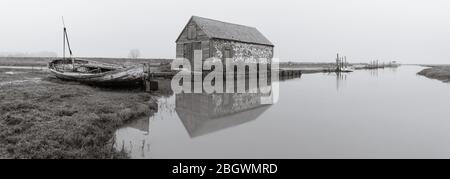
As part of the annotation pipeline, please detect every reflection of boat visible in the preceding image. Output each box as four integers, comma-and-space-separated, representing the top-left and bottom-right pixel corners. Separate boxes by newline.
49, 58, 145, 86
176, 93, 272, 138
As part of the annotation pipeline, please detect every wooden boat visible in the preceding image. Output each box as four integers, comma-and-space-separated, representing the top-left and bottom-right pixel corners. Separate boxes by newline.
49, 58, 145, 86
48, 17, 146, 87
339, 67, 354, 73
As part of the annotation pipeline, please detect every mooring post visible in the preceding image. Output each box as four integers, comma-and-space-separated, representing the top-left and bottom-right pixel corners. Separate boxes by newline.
145, 79, 158, 92
145, 79, 151, 92
143, 68, 159, 92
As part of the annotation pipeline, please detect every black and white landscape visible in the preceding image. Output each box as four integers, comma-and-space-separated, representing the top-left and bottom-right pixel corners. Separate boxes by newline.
1, 0, 450, 159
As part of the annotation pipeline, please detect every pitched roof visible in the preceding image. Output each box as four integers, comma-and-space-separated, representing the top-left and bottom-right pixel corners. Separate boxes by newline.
178, 16, 274, 46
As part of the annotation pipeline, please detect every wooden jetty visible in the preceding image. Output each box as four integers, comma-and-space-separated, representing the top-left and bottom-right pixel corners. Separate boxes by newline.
361, 60, 400, 69
278, 69, 302, 80
141, 64, 302, 92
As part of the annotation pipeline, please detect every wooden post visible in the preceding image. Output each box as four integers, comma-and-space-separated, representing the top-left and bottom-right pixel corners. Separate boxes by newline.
336, 53, 339, 71
144, 79, 159, 92
145, 80, 151, 92
63, 26, 65, 60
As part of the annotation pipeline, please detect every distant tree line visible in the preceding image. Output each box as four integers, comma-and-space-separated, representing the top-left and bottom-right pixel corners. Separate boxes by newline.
0, 51, 57, 57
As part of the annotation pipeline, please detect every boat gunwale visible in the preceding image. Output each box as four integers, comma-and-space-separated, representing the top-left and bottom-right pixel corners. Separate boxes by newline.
48, 58, 145, 81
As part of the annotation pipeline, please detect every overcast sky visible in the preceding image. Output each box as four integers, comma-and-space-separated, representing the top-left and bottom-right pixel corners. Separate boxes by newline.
0, 0, 449, 64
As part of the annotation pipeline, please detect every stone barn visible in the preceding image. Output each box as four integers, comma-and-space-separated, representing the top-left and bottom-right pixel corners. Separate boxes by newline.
175, 16, 274, 68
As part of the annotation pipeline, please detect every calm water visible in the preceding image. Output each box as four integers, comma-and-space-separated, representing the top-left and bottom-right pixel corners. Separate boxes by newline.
114, 66, 450, 159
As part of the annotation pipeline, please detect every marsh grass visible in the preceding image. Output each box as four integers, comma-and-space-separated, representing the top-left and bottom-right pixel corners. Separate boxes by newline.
0, 69, 157, 158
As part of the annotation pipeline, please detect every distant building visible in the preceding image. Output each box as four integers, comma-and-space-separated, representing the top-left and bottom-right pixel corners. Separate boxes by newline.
175, 16, 274, 67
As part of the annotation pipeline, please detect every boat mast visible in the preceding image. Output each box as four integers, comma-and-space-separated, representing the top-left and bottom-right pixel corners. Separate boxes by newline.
336, 53, 341, 71
62, 17, 75, 69
63, 17, 66, 60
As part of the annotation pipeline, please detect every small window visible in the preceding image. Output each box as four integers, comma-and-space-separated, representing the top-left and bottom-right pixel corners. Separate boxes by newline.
224, 48, 232, 59
187, 26, 197, 40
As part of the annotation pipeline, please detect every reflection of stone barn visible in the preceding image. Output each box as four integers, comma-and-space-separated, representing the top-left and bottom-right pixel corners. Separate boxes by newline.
175, 16, 274, 66
175, 93, 271, 137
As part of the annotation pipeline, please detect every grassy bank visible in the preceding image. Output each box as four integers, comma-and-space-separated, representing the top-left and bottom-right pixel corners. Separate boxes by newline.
0, 69, 157, 158
0, 57, 172, 67
417, 66, 450, 83
0, 57, 51, 67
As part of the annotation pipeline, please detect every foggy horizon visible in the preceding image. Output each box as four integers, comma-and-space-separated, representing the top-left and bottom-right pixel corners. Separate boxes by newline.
1, 0, 449, 64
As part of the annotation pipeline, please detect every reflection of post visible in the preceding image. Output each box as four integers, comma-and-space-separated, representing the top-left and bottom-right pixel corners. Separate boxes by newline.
336, 73, 340, 91
335, 72, 347, 91
262, 58, 279, 104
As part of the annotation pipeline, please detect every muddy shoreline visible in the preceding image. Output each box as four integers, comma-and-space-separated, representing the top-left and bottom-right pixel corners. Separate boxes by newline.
417, 65, 450, 83
0, 68, 158, 158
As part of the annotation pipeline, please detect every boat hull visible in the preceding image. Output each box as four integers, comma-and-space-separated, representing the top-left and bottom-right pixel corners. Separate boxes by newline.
49, 58, 146, 87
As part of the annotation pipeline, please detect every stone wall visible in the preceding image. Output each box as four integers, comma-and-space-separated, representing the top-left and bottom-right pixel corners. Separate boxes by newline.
211, 39, 273, 63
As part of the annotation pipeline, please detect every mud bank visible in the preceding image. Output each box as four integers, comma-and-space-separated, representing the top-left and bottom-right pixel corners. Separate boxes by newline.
417, 66, 450, 83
